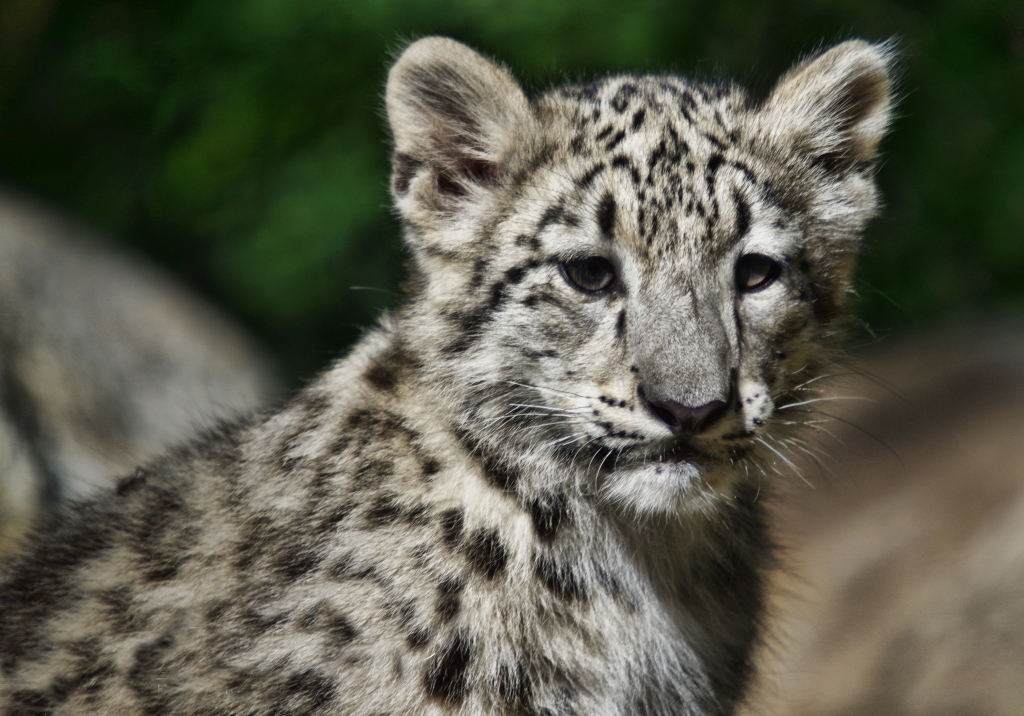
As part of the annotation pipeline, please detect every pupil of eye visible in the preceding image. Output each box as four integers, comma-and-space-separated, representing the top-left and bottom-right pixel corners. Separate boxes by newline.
563, 257, 615, 292
736, 254, 780, 292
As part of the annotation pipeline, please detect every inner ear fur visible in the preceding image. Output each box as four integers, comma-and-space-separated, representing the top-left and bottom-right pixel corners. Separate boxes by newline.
386, 37, 532, 199
766, 39, 895, 171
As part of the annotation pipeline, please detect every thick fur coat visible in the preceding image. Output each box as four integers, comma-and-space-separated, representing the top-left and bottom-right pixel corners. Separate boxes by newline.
0, 37, 893, 715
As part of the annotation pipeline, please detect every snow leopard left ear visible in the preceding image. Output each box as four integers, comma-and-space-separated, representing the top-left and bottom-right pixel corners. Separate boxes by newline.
766, 39, 895, 171
387, 37, 533, 219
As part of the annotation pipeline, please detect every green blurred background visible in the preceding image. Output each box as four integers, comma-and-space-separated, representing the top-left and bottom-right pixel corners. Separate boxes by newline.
1, 0, 1022, 381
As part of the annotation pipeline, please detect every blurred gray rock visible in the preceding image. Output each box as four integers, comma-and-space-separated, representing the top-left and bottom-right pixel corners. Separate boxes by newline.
0, 188, 281, 553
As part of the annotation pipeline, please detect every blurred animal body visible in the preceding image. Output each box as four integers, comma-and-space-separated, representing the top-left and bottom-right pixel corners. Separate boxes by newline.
0, 190, 279, 555
0, 38, 893, 714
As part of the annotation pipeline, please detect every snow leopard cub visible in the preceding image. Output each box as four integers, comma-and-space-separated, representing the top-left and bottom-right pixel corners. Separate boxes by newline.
0, 37, 893, 715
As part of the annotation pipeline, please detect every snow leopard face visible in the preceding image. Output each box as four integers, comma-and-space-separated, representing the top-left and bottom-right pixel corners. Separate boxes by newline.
388, 37, 892, 512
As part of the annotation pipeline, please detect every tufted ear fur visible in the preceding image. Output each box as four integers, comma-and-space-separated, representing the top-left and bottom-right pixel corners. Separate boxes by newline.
386, 37, 532, 226
766, 40, 895, 172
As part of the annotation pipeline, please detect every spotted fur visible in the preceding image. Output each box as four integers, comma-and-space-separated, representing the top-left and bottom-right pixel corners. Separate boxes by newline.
0, 37, 894, 714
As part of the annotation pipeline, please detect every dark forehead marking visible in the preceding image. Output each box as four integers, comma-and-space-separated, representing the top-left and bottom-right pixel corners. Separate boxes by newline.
569, 133, 586, 156
536, 203, 568, 232
596, 193, 616, 240
733, 189, 751, 240
576, 163, 606, 190
667, 125, 690, 155
704, 133, 728, 151
556, 83, 600, 103
610, 155, 640, 185
545, 75, 769, 259
611, 83, 638, 113
679, 89, 698, 109
706, 154, 724, 177
605, 130, 626, 151
631, 108, 646, 130
726, 159, 761, 188
514, 233, 541, 251
557, 74, 747, 133
646, 140, 668, 174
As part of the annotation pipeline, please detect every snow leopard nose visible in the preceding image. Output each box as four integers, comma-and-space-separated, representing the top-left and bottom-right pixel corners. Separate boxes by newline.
639, 388, 727, 436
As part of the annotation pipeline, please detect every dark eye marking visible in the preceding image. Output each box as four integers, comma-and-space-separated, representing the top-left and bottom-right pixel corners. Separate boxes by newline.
596, 193, 617, 239
615, 309, 627, 340
561, 257, 615, 293
736, 254, 781, 292
732, 189, 750, 239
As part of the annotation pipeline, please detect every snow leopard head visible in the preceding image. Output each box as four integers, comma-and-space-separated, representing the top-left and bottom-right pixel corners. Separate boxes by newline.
387, 37, 894, 512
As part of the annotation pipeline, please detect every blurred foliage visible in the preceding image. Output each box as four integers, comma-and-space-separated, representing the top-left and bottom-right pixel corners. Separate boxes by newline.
1, 0, 1023, 378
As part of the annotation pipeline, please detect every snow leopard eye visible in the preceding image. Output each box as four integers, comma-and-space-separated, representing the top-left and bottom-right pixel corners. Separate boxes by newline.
561, 256, 616, 293
735, 254, 781, 292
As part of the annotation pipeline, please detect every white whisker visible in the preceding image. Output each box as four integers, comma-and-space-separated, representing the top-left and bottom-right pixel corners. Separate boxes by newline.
503, 380, 593, 401
755, 436, 813, 489
777, 396, 876, 411
508, 403, 589, 413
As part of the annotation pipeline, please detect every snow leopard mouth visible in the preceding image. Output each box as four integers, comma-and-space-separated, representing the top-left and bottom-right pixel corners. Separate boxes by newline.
602, 434, 759, 511
637, 431, 757, 468
613, 435, 704, 471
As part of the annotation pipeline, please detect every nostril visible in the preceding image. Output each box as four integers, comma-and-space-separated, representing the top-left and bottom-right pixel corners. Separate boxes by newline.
638, 387, 727, 436
692, 400, 728, 433
637, 387, 675, 430
649, 404, 682, 432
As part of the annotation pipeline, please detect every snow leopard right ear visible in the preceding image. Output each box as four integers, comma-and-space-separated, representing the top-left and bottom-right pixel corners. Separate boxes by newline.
765, 39, 895, 172
386, 37, 533, 223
